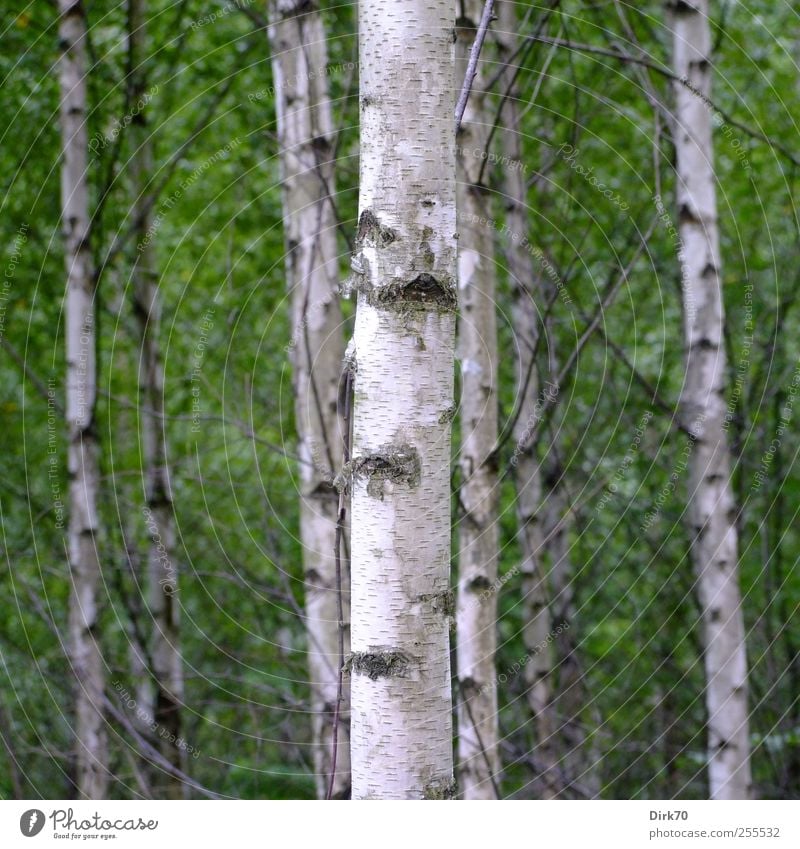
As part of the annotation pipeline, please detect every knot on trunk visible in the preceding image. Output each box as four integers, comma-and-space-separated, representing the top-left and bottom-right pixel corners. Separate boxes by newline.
356, 209, 397, 248
351, 444, 421, 499
423, 777, 457, 799
346, 650, 410, 680
417, 589, 455, 619
466, 574, 493, 593
372, 274, 457, 313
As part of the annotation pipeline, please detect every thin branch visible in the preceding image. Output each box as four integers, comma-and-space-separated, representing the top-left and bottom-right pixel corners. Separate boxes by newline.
519, 34, 800, 167
327, 361, 352, 801
455, 0, 496, 133
498, 210, 660, 480
477, 0, 561, 187
103, 695, 221, 799
0, 337, 62, 412
457, 678, 501, 799
593, 322, 687, 434
233, 0, 268, 31
0, 697, 25, 798
98, 71, 240, 277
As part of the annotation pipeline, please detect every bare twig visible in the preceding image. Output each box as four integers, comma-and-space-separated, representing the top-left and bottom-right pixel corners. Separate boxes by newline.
104, 695, 221, 799
0, 337, 62, 412
98, 70, 240, 277
455, 0, 496, 133
457, 678, 501, 799
517, 34, 800, 167
496, 209, 660, 481
0, 697, 25, 797
477, 0, 561, 187
327, 361, 352, 800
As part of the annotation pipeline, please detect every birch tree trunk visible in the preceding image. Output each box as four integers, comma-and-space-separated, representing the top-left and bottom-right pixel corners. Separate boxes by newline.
128, 0, 186, 799
514, 443, 560, 799
671, 0, 752, 800
58, 0, 108, 799
267, 0, 350, 798
494, 1, 559, 798
454, 0, 500, 800
514, 451, 560, 798
505, 199, 560, 798
545, 478, 602, 797
348, 0, 457, 799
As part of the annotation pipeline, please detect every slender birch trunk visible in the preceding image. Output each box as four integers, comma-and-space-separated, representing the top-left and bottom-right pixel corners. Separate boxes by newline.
267, 0, 350, 798
515, 444, 560, 799
515, 461, 560, 798
348, 0, 457, 799
494, 1, 560, 798
454, 0, 500, 800
671, 0, 752, 800
545, 479, 602, 797
128, 0, 185, 798
506, 213, 560, 798
58, 0, 108, 799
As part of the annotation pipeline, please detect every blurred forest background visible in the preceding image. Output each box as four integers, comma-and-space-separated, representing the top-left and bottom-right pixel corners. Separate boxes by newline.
1, 0, 799, 799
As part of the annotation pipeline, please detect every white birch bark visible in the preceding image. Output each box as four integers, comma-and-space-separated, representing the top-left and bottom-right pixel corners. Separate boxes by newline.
545, 483, 602, 797
514, 437, 561, 799
267, 0, 350, 798
671, 0, 752, 800
348, 0, 457, 799
494, 1, 560, 797
506, 198, 560, 798
454, 0, 500, 800
129, 0, 186, 798
58, 0, 108, 799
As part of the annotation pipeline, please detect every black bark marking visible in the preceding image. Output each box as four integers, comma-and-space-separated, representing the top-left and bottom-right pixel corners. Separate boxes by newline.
372, 273, 457, 313
438, 404, 456, 424
423, 777, 457, 799
351, 444, 421, 499
417, 589, 455, 618
356, 209, 397, 247
467, 575, 492, 592
347, 651, 410, 680
678, 202, 700, 226
305, 478, 338, 501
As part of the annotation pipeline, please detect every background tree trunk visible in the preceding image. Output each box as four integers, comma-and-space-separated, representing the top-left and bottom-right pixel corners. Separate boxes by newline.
454, 0, 501, 801
128, 0, 186, 799
58, 0, 108, 799
348, 0, 457, 799
545, 476, 602, 797
505, 192, 561, 798
495, 2, 560, 797
267, 0, 350, 799
671, 0, 752, 800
